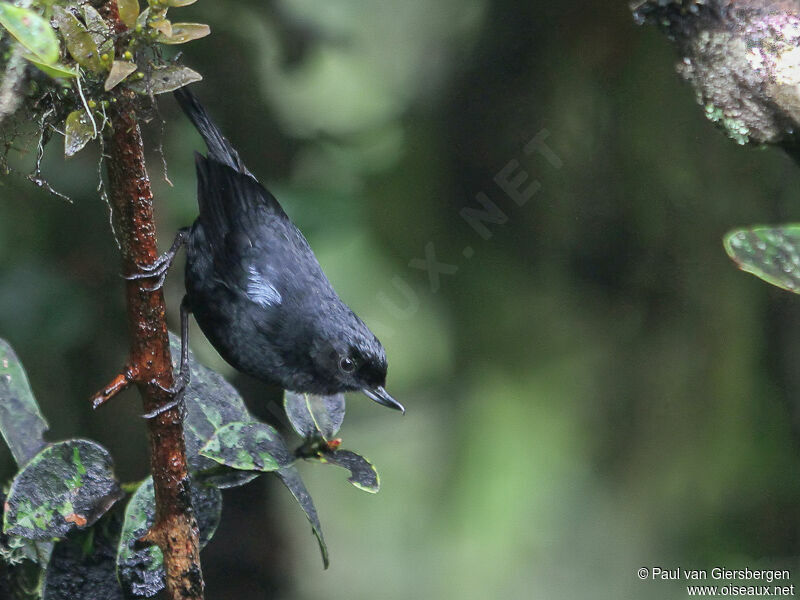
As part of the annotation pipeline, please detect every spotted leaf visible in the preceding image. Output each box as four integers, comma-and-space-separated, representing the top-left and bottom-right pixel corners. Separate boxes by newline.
64, 110, 95, 157
724, 225, 800, 293
52, 6, 103, 73
116, 477, 221, 598
128, 64, 202, 94
200, 422, 293, 472
3, 440, 122, 540
318, 450, 380, 493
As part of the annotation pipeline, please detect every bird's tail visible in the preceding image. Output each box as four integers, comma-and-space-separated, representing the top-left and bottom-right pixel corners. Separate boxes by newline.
173, 86, 249, 174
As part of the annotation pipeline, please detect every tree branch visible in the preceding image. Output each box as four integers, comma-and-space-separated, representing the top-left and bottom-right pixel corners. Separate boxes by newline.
103, 92, 204, 600
633, 0, 800, 158
97, 2, 203, 596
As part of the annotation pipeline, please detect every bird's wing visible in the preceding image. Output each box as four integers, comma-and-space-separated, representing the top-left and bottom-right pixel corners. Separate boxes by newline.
195, 154, 321, 310
195, 153, 287, 247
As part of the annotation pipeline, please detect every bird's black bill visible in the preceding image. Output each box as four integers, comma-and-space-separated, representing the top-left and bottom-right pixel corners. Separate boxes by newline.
363, 386, 405, 413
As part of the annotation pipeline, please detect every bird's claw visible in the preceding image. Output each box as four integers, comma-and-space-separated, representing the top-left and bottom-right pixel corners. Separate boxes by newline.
142, 373, 189, 419
122, 228, 189, 293
122, 256, 171, 292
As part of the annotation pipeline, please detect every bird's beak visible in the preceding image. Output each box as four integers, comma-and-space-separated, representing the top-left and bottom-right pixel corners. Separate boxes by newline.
363, 386, 405, 414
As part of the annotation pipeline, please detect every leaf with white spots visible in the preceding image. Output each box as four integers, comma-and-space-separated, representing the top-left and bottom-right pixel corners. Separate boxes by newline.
64, 110, 95, 157
128, 64, 202, 94
724, 225, 800, 293
52, 6, 103, 73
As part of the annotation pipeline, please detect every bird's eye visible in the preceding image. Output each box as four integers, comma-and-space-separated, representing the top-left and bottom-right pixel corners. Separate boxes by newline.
339, 356, 356, 373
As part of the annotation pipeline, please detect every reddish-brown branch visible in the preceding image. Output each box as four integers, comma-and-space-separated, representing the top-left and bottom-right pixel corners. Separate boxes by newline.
90, 364, 138, 409
103, 92, 204, 600
93, 2, 204, 597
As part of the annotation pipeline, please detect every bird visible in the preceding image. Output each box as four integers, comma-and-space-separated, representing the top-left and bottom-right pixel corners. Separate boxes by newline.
131, 87, 403, 417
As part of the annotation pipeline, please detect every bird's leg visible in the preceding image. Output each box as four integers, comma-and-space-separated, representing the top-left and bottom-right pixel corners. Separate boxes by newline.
143, 296, 191, 419
123, 226, 190, 292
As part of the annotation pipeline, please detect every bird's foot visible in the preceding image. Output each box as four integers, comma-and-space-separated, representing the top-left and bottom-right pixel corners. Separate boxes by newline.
142, 371, 189, 419
122, 228, 189, 292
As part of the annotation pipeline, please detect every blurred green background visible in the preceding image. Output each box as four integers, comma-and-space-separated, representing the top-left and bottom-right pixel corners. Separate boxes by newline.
3, 1, 800, 598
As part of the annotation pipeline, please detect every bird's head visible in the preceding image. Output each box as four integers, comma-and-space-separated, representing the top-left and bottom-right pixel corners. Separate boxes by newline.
310, 313, 404, 413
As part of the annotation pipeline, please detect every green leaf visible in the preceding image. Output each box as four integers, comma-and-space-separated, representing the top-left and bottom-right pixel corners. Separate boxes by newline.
163, 0, 197, 6
148, 17, 171, 37
168, 333, 259, 488
23, 55, 78, 79
42, 511, 124, 600
275, 467, 329, 568
0, 338, 49, 466
64, 110, 95, 158
284, 391, 345, 441
724, 225, 800, 293
0, 4, 59, 64
116, 477, 221, 598
104, 60, 137, 91
155, 22, 210, 44
81, 5, 113, 55
319, 450, 380, 493
52, 6, 103, 73
116, 0, 140, 29
200, 422, 293, 472
135, 7, 149, 30
3, 440, 122, 540
128, 64, 202, 94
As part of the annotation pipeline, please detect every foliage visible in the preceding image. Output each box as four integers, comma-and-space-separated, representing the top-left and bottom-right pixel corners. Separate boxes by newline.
0, 0, 206, 164
0, 334, 382, 597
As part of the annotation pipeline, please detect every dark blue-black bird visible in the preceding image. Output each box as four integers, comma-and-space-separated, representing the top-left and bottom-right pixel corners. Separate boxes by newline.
134, 87, 402, 416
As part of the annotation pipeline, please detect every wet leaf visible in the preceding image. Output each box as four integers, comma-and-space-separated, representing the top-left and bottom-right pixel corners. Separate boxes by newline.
724, 225, 800, 294
42, 511, 124, 600
23, 56, 78, 79
200, 422, 293, 472
64, 110, 95, 158
0, 489, 52, 596
116, 0, 140, 29
104, 60, 137, 91
156, 22, 210, 44
135, 7, 150, 30
128, 64, 202, 94
284, 391, 345, 440
0, 4, 59, 64
318, 450, 380, 493
148, 17, 172, 37
81, 5, 113, 55
52, 6, 103, 73
0, 338, 49, 466
164, 0, 197, 6
116, 478, 221, 598
4, 440, 122, 540
275, 467, 329, 568
168, 333, 259, 487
